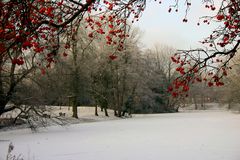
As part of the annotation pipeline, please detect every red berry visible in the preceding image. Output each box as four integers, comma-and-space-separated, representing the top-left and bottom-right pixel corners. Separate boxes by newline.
109, 54, 117, 60
216, 15, 224, 21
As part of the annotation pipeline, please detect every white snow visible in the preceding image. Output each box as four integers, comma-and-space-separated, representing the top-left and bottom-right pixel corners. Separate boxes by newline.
1, 110, 240, 160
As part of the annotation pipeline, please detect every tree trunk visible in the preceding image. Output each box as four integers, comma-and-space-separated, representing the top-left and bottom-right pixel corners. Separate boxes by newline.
71, 30, 79, 119
0, 58, 6, 116
72, 96, 78, 118
122, 110, 126, 116
201, 95, 206, 110
175, 106, 179, 112
95, 106, 98, 116
228, 101, 231, 110
193, 96, 198, 110
114, 109, 117, 116
117, 110, 122, 117
72, 107, 78, 118
0, 58, 14, 116
120, 54, 128, 113
115, 65, 122, 117
104, 108, 109, 117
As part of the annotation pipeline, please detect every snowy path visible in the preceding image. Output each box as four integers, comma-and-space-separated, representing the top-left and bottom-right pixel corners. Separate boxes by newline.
0, 111, 240, 160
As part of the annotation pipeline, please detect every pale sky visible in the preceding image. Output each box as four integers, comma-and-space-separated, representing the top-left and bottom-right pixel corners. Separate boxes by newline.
134, 0, 220, 50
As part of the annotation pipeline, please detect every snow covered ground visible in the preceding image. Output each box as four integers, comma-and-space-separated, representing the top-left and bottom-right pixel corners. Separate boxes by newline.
0, 110, 240, 160
0, 106, 119, 131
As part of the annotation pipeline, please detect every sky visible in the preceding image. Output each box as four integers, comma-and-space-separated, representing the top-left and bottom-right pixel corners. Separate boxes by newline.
134, 0, 220, 50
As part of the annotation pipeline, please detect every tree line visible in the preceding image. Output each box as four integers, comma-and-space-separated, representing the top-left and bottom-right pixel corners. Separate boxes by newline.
6, 26, 184, 120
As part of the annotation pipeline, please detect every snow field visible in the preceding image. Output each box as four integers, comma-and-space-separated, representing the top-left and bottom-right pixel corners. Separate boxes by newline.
0, 110, 240, 160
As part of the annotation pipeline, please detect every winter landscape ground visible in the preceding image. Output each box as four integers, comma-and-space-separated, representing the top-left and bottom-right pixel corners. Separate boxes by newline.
0, 109, 240, 160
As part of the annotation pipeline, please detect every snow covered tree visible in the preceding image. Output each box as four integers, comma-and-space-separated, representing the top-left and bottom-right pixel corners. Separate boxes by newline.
1, 0, 239, 115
